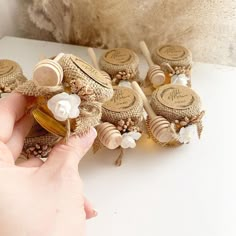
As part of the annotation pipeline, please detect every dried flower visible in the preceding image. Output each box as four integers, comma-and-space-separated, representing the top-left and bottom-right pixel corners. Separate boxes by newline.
117, 118, 140, 134
120, 131, 142, 149
47, 92, 81, 121
177, 125, 197, 144
171, 74, 189, 86
118, 80, 132, 88
112, 69, 135, 84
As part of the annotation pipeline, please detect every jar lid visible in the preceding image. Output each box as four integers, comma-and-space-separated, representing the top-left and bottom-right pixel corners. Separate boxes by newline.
99, 48, 139, 77
102, 86, 143, 124
61, 54, 113, 103
150, 84, 201, 121
0, 59, 26, 93
152, 45, 192, 69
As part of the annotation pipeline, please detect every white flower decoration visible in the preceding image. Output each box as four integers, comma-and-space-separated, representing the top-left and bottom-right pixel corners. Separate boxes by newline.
47, 92, 81, 121
177, 124, 197, 144
171, 74, 189, 86
120, 131, 142, 149
118, 80, 132, 88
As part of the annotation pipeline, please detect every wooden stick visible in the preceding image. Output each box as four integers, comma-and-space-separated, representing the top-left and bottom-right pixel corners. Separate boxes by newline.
139, 41, 154, 67
54, 53, 65, 62
88, 47, 99, 70
131, 81, 156, 119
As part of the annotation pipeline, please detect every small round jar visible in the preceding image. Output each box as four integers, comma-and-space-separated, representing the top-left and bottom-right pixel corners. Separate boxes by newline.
99, 48, 140, 85
150, 84, 201, 122
102, 86, 143, 125
152, 45, 192, 87
0, 59, 26, 97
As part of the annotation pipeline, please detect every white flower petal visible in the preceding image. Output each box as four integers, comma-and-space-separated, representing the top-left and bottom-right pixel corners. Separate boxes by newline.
121, 135, 136, 149
118, 80, 132, 88
171, 74, 189, 86
129, 131, 141, 140
69, 108, 80, 119
69, 94, 81, 106
178, 125, 197, 144
47, 92, 81, 121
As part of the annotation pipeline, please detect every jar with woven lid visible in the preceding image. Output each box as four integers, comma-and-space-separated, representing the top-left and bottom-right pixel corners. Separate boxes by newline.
95, 86, 144, 165
152, 45, 192, 87
16, 53, 114, 139
0, 59, 27, 98
102, 86, 143, 124
150, 84, 205, 145
99, 48, 140, 85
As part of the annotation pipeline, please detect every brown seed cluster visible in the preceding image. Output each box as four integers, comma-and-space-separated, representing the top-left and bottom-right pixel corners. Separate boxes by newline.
0, 84, 14, 93
169, 66, 191, 77
68, 79, 95, 101
25, 143, 52, 159
117, 118, 140, 134
112, 69, 135, 84
173, 111, 205, 131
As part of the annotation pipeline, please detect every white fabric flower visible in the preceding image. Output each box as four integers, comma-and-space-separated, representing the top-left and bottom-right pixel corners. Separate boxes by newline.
177, 124, 197, 144
171, 74, 189, 86
47, 92, 81, 121
118, 80, 132, 88
120, 131, 142, 149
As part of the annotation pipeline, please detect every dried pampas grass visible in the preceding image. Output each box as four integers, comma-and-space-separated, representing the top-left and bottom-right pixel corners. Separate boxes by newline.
13, 0, 236, 66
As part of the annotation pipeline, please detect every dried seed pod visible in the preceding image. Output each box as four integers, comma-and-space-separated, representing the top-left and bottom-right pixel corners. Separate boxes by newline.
97, 122, 122, 149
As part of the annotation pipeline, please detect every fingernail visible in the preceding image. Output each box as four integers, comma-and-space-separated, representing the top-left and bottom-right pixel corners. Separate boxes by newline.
92, 209, 98, 217
89, 127, 97, 137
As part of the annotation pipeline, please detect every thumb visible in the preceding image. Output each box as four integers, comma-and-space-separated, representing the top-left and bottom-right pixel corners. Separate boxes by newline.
45, 128, 97, 168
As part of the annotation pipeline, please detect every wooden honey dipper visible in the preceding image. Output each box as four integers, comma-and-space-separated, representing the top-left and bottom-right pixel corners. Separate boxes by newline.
139, 41, 165, 88
33, 53, 64, 86
131, 81, 174, 143
87, 47, 111, 80
96, 122, 122, 149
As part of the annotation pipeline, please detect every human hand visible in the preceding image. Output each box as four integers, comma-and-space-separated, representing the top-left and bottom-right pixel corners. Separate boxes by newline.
0, 93, 97, 236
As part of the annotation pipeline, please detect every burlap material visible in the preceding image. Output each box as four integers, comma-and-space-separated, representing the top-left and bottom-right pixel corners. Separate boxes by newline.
16, 54, 113, 138
151, 45, 192, 73
99, 48, 139, 80
24, 133, 58, 148
16, 80, 63, 97
102, 86, 143, 125
72, 101, 102, 136
0, 59, 27, 92
60, 54, 113, 103
150, 84, 201, 122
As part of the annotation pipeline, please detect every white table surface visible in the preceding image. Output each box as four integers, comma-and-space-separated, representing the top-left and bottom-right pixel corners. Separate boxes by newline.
0, 36, 235, 236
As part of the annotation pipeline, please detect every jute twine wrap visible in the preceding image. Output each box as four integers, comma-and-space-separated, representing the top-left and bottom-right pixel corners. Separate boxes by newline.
150, 84, 201, 122
102, 86, 143, 125
99, 48, 140, 81
16, 80, 63, 97
0, 59, 27, 92
24, 133, 59, 149
60, 54, 113, 103
152, 45, 192, 73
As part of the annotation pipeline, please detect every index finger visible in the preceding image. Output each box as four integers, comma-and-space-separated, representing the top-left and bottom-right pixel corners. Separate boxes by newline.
0, 93, 28, 143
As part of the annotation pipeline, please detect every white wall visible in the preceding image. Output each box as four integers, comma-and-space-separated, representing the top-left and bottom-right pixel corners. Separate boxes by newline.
0, 0, 18, 38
